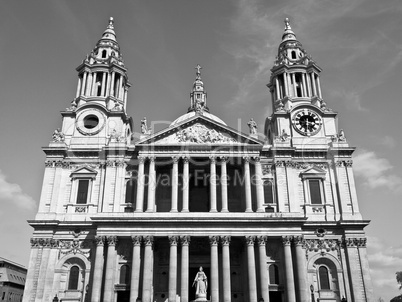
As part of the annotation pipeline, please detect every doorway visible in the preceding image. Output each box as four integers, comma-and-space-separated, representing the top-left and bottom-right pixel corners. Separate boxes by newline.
117, 291, 130, 302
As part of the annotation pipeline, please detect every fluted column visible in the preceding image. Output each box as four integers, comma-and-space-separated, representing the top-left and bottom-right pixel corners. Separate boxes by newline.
258, 236, 269, 302
283, 236, 296, 302
104, 236, 118, 302
311, 73, 317, 96
169, 236, 179, 302
220, 157, 229, 212
283, 72, 289, 96
81, 72, 87, 95
245, 236, 257, 302
209, 236, 219, 302
171, 157, 179, 212
292, 73, 297, 96
182, 157, 189, 212
254, 157, 265, 212
180, 236, 190, 302
221, 236, 231, 302
243, 157, 253, 212
101, 72, 107, 96
142, 235, 154, 302
294, 236, 308, 302
110, 72, 116, 96
210, 157, 217, 212
86, 73, 93, 96
91, 72, 97, 96
135, 157, 145, 212
146, 156, 156, 212
316, 76, 322, 98
130, 236, 142, 302
106, 72, 111, 96
302, 73, 307, 97
91, 236, 105, 302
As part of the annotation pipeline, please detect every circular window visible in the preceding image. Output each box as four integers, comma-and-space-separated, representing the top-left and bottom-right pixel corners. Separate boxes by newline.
83, 115, 99, 129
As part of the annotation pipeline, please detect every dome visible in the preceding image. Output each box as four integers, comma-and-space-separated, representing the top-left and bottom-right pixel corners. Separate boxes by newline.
170, 111, 227, 127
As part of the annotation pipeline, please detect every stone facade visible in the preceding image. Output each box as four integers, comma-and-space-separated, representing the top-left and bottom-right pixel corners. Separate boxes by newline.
23, 18, 374, 302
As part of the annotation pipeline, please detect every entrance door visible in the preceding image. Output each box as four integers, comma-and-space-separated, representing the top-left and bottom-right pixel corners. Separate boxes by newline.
117, 291, 130, 302
189, 267, 211, 301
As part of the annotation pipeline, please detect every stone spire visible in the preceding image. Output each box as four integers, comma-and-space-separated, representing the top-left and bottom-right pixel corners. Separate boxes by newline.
72, 17, 131, 112
189, 64, 209, 113
281, 17, 297, 43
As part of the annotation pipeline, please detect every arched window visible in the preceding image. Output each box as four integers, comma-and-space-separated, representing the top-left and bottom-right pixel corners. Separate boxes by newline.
291, 51, 296, 59
319, 266, 330, 290
68, 265, 80, 290
269, 264, 279, 284
119, 264, 130, 284
125, 179, 136, 204
102, 50, 107, 58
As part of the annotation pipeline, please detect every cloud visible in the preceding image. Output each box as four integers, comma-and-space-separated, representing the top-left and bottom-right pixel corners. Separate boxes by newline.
353, 150, 402, 192
367, 236, 402, 300
0, 170, 36, 210
378, 135, 397, 149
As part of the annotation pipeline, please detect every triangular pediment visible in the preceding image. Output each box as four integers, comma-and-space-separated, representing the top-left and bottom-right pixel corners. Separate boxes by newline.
300, 165, 326, 179
70, 166, 98, 178
137, 115, 263, 146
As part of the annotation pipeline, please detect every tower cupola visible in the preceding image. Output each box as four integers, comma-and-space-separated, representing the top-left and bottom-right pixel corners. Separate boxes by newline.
73, 17, 131, 112
267, 18, 325, 112
189, 64, 209, 113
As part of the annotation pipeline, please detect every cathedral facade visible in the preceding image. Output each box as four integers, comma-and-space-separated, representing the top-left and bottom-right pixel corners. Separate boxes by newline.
23, 18, 374, 302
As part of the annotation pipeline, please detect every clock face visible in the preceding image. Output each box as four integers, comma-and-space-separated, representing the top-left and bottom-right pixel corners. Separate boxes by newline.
292, 109, 322, 136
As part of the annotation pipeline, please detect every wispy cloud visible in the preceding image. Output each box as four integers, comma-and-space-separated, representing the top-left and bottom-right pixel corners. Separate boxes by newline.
367, 236, 402, 300
0, 170, 36, 210
353, 149, 402, 192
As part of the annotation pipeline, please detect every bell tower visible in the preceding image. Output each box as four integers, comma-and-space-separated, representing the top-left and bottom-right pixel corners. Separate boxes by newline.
265, 18, 340, 148
60, 17, 133, 148
188, 64, 209, 113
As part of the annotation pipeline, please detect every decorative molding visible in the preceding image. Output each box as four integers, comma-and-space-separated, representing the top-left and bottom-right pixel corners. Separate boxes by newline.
144, 235, 154, 246
343, 237, 367, 248
94, 236, 105, 246
262, 164, 273, 175
131, 235, 142, 246
168, 236, 179, 246
257, 235, 267, 246
293, 236, 304, 246
180, 235, 191, 246
221, 236, 231, 246
209, 236, 219, 246
282, 236, 292, 245
245, 235, 256, 246
106, 236, 118, 246
275, 161, 285, 168
304, 239, 339, 253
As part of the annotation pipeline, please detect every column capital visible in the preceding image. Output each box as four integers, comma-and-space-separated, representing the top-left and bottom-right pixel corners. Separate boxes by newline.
180, 235, 191, 246
245, 235, 256, 246
148, 156, 155, 162
257, 235, 267, 246
144, 235, 154, 246
106, 235, 118, 246
282, 236, 292, 246
94, 236, 105, 246
221, 235, 231, 246
243, 156, 250, 163
220, 156, 228, 163
209, 235, 219, 246
253, 156, 261, 163
293, 235, 304, 246
138, 156, 146, 164
182, 156, 190, 163
209, 156, 216, 163
172, 156, 179, 163
169, 236, 179, 246
131, 235, 142, 246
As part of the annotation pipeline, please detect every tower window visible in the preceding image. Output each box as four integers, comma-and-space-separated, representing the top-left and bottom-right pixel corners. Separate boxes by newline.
102, 50, 107, 58
83, 115, 99, 129
309, 179, 322, 205
76, 180, 89, 204
291, 51, 296, 59
68, 265, 80, 290
319, 266, 330, 290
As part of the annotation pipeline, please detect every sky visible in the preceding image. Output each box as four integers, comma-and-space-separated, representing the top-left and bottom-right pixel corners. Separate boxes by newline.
0, 0, 401, 300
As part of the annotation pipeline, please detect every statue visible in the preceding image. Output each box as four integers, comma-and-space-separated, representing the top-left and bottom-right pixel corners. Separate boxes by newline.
52, 128, 65, 142
192, 266, 208, 301
141, 117, 152, 135
247, 118, 258, 135
338, 129, 346, 141
194, 97, 205, 114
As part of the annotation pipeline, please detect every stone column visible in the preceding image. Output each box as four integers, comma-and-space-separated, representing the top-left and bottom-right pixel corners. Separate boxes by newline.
292, 73, 297, 97
182, 157, 189, 212
180, 236, 190, 302
243, 157, 253, 212
130, 236, 142, 302
135, 157, 145, 212
245, 236, 257, 302
357, 239, 375, 302
101, 72, 107, 96
35, 239, 51, 301
306, 73, 312, 96
209, 236, 219, 302
316, 75, 322, 98
254, 157, 265, 212
283, 236, 296, 302
210, 157, 217, 212
106, 71, 111, 96
311, 73, 317, 96
86, 73, 93, 96
171, 157, 179, 212
76, 76, 81, 98
275, 77, 280, 100
110, 72, 116, 96
91, 72, 97, 96
284, 72, 289, 96
104, 236, 118, 302
91, 236, 105, 302
301, 73, 307, 97
294, 236, 308, 302
142, 235, 154, 302
146, 156, 156, 212
169, 236, 179, 302
258, 236, 269, 302
81, 72, 87, 95
221, 236, 231, 302
220, 157, 229, 212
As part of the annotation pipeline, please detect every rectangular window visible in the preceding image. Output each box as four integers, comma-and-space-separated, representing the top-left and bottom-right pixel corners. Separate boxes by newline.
76, 180, 89, 204
309, 179, 322, 204
264, 181, 274, 204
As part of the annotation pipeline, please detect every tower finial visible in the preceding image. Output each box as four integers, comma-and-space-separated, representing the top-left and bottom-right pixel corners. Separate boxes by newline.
284, 18, 291, 30
108, 17, 114, 29
195, 64, 202, 80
